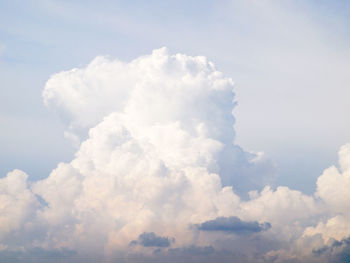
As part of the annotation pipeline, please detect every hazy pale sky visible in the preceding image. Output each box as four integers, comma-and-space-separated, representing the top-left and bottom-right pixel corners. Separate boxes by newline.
1, 1, 350, 262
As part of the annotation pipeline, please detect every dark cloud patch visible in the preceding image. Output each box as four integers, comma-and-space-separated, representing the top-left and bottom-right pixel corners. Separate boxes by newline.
333, 239, 350, 263
130, 232, 175, 248
196, 216, 271, 234
311, 237, 350, 263
333, 240, 344, 247
312, 245, 329, 255
313, 237, 350, 256
338, 246, 350, 263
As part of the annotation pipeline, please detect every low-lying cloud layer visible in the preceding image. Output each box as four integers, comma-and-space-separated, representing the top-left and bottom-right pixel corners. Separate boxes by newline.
1, 48, 349, 262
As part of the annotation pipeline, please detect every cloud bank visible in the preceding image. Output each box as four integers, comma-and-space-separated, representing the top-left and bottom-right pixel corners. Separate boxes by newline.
1, 48, 350, 262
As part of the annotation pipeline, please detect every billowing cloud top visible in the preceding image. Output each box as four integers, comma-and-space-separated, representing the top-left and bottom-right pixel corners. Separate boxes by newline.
1, 48, 350, 262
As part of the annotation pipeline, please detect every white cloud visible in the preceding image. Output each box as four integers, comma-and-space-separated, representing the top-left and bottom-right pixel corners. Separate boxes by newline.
302, 144, 350, 244
1, 48, 350, 262
316, 143, 350, 216
36, 48, 249, 256
0, 170, 38, 240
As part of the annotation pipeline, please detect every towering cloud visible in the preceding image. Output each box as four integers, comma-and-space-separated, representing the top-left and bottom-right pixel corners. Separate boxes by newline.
0, 48, 349, 262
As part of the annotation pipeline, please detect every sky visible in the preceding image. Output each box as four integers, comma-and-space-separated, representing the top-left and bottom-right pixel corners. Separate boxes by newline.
1, 1, 350, 262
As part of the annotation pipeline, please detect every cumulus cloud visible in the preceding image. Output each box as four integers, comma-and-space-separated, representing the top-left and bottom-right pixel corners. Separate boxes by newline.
0, 170, 38, 241
43, 47, 275, 193
302, 143, 350, 245
316, 143, 350, 217
196, 216, 271, 234
1, 48, 350, 262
